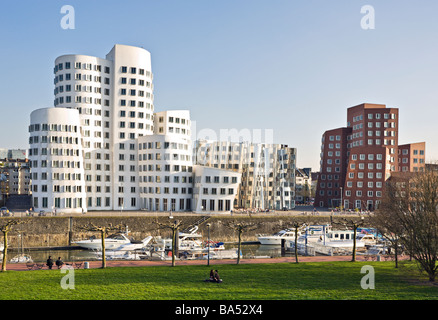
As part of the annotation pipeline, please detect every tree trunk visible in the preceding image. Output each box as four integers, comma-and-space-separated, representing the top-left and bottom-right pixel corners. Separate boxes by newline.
171, 229, 176, 267
294, 228, 299, 263
101, 230, 106, 269
1, 232, 8, 272
237, 230, 242, 265
352, 227, 357, 262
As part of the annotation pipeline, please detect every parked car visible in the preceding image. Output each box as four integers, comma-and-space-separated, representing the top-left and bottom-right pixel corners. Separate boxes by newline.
38, 211, 46, 216
0, 207, 9, 216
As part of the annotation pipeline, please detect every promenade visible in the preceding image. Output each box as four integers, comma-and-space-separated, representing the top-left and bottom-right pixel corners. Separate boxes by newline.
4, 254, 405, 272
9, 205, 366, 218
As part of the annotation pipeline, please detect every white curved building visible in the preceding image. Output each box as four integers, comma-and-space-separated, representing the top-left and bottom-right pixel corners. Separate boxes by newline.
138, 110, 193, 211
29, 44, 298, 214
52, 44, 154, 210
29, 107, 86, 214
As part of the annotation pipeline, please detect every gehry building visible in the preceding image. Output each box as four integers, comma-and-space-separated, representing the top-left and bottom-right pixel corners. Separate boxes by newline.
193, 140, 297, 210
28, 44, 297, 214
314, 103, 426, 211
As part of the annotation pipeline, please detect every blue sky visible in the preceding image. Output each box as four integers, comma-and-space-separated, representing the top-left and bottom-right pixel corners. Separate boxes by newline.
0, 0, 437, 170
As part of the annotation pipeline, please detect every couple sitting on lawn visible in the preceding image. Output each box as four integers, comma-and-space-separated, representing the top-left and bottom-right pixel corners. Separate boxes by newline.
206, 269, 222, 283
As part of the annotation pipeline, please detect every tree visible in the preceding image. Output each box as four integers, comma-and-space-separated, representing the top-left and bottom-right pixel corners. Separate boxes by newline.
370, 210, 404, 268
224, 220, 259, 264
77, 223, 124, 269
374, 169, 438, 281
153, 220, 183, 267
287, 221, 306, 263
333, 217, 365, 262
0, 219, 27, 272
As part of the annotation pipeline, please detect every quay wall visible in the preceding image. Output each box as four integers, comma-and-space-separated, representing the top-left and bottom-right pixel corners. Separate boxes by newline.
0, 214, 369, 248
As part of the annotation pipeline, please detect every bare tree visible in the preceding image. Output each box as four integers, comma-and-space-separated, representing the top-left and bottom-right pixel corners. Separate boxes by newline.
333, 217, 365, 262
76, 223, 125, 268
286, 221, 307, 263
374, 169, 438, 281
370, 210, 404, 268
153, 220, 183, 267
0, 219, 27, 272
224, 220, 260, 264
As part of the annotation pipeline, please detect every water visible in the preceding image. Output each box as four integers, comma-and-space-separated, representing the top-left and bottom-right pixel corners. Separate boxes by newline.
9, 244, 293, 263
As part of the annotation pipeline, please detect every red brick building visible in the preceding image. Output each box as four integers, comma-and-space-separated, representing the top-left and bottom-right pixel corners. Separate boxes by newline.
315, 103, 426, 211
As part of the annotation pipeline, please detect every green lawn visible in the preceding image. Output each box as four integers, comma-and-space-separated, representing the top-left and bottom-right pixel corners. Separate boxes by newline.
0, 261, 436, 300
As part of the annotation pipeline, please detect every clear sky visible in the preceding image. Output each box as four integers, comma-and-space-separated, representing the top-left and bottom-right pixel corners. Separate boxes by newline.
0, 0, 437, 171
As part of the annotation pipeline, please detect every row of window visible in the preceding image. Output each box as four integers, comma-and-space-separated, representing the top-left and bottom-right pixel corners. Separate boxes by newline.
120, 66, 151, 77
139, 153, 191, 162
141, 175, 193, 184
157, 116, 189, 125
350, 112, 396, 124
30, 160, 81, 169
349, 163, 384, 170
139, 164, 192, 172
29, 124, 78, 133
139, 141, 189, 150
29, 148, 80, 157
141, 186, 194, 195
54, 62, 110, 74
54, 73, 110, 84
29, 136, 79, 145
319, 189, 383, 198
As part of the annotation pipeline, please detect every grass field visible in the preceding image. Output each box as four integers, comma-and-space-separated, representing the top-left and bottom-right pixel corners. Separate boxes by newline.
0, 261, 436, 300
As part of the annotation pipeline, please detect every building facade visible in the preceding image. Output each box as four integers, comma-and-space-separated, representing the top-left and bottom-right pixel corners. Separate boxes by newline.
29, 44, 298, 214
193, 140, 297, 210
315, 103, 426, 211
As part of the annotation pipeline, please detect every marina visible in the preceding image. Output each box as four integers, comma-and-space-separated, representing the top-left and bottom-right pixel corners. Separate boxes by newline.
2, 223, 390, 264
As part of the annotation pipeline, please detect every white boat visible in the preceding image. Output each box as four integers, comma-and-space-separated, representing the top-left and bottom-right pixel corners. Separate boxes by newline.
356, 233, 377, 245
92, 249, 144, 261
201, 249, 241, 260
295, 224, 332, 244
151, 225, 224, 254
10, 254, 33, 263
257, 229, 300, 245
289, 226, 368, 255
74, 233, 152, 250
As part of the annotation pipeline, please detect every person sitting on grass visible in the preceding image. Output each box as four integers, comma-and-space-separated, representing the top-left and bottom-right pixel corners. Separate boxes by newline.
56, 257, 64, 269
213, 270, 222, 283
46, 256, 54, 269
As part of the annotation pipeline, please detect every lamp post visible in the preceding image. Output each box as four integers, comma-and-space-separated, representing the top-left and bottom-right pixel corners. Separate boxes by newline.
340, 186, 343, 214
206, 223, 211, 266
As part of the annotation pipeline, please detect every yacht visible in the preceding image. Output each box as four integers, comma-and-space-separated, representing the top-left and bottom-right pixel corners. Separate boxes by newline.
257, 229, 300, 245
74, 233, 152, 250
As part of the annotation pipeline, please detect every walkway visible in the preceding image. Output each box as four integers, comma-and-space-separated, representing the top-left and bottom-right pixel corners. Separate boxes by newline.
3, 254, 406, 271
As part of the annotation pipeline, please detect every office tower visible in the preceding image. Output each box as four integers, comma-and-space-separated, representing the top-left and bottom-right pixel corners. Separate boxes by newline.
315, 103, 426, 211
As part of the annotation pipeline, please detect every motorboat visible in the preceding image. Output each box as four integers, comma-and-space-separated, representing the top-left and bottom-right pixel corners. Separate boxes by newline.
295, 224, 332, 244
151, 225, 224, 254
257, 229, 300, 245
74, 233, 152, 251
356, 233, 377, 245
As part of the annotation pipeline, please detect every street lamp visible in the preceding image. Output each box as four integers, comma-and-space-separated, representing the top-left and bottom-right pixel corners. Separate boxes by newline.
340, 186, 343, 214
206, 223, 211, 266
